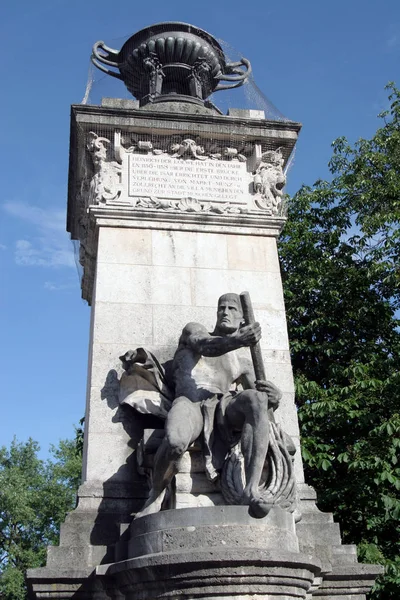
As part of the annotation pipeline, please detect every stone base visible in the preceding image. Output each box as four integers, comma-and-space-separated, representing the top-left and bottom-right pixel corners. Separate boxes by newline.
128, 505, 300, 557
27, 568, 95, 600
98, 549, 321, 600
96, 506, 321, 600
27, 485, 383, 600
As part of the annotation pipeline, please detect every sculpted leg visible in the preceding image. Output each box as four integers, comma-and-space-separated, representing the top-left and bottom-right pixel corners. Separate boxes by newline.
135, 398, 203, 518
225, 390, 270, 508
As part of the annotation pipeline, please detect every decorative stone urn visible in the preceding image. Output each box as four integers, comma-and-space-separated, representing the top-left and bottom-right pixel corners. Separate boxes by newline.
91, 21, 251, 106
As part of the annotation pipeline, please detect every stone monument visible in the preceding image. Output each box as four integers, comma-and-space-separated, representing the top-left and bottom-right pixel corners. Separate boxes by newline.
27, 22, 382, 600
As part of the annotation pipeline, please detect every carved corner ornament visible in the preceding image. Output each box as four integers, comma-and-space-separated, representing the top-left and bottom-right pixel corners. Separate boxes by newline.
253, 149, 286, 214
87, 132, 122, 205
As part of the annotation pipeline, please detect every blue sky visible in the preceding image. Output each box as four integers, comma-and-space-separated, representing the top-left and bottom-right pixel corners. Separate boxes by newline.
1, 0, 399, 458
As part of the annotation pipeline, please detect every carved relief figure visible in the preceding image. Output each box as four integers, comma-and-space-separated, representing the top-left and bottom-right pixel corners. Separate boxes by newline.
169, 138, 206, 160
253, 150, 286, 213
121, 293, 293, 519
87, 132, 122, 205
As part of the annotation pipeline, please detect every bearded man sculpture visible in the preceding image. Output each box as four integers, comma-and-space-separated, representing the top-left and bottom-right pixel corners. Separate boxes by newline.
123, 293, 282, 519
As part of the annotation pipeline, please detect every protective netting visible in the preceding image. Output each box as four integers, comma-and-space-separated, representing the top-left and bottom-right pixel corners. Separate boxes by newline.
80, 32, 291, 122
214, 39, 290, 122
71, 30, 298, 295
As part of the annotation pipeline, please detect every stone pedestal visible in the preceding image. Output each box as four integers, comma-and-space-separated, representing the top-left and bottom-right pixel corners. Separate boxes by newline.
98, 507, 321, 600
27, 98, 382, 600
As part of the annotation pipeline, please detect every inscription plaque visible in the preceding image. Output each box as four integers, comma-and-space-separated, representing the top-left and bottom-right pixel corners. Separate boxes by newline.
128, 154, 249, 204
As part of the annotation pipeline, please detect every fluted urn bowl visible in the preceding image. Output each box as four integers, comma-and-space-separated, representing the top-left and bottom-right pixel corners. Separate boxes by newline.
92, 22, 251, 106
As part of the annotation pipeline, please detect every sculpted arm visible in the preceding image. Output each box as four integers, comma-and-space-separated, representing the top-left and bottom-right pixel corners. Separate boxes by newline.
238, 361, 282, 410
180, 322, 261, 357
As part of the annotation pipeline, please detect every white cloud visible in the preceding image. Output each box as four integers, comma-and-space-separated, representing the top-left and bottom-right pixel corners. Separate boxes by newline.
3, 201, 75, 269
0, 243, 6, 250
44, 281, 77, 292
15, 239, 74, 268
3, 201, 66, 231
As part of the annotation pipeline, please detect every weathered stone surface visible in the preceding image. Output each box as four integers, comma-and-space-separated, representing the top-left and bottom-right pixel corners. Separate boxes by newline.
257, 308, 291, 349
131, 505, 293, 535
27, 568, 97, 600
228, 108, 266, 119
127, 507, 299, 558
97, 228, 152, 266
310, 564, 384, 599
97, 547, 321, 600
102, 512, 321, 600
46, 544, 108, 570
191, 268, 284, 309
151, 230, 229, 269
226, 234, 280, 273
152, 305, 216, 346
92, 302, 153, 346
141, 99, 216, 115
102, 97, 139, 109
95, 263, 193, 306
177, 448, 207, 473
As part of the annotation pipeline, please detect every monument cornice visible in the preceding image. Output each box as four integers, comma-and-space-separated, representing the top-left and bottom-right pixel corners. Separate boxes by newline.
89, 204, 286, 235
70, 103, 302, 140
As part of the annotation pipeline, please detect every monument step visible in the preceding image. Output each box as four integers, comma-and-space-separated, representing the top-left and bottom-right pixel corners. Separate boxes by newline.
296, 521, 342, 546
310, 563, 384, 598
331, 544, 358, 565
97, 545, 321, 600
46, 543, 111, 569
60, 512, 130, 547
297, 511, 334, 524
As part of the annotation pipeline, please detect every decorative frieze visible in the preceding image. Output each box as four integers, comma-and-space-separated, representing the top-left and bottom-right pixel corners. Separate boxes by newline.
133, 196, 246, 214
84, 131, 288, 217
118, 134, 247, 162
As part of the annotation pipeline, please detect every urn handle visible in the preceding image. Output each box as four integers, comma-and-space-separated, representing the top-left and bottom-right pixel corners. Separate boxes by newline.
91, 40, 123, 80
214, 57, 252, 91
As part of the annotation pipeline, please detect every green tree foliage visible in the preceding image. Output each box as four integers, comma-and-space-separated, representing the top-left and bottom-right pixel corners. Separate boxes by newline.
0, 434, 82, 600
280, 83, 400, 598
